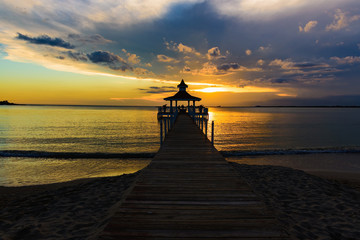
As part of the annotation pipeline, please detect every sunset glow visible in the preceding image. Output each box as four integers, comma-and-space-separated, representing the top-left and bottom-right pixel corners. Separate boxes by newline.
1, 0, 360, 106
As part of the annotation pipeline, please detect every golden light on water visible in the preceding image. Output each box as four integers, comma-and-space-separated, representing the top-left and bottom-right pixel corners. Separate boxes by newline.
0, 158, 150, 186
207, 107, 276, 150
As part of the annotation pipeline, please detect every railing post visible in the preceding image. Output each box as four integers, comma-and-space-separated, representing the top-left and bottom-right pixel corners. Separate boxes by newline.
201, 116, 203, 131
167, 116, 170, 131
160, 119, 163, 146
205, 119, 208, 136
211, 120, 214, 145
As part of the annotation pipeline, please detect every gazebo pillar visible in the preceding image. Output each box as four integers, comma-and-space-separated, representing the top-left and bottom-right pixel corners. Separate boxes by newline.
170, 100, 173, 113
175, 100, 178, 112
193, 100, 196, 113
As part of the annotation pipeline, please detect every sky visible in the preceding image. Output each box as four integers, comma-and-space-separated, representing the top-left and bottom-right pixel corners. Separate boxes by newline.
1, 0, 360, 106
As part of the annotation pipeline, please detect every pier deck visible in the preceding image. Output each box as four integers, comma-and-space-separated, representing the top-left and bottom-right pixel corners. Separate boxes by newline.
100, 113, 288, 239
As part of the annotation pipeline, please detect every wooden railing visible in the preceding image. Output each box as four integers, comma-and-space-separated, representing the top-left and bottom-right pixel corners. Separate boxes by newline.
157, 105, 211, 145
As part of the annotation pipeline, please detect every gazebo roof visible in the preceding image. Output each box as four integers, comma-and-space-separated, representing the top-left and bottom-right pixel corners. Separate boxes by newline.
164, 91, 201, 101
164, 79, 201, 101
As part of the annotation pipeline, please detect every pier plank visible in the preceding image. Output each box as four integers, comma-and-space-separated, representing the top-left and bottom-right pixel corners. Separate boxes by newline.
99, 113, 289, 239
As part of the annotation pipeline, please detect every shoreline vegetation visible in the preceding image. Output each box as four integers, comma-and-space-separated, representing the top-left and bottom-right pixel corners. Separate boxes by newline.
0, 163, 359, 239
0, 100, 17, 105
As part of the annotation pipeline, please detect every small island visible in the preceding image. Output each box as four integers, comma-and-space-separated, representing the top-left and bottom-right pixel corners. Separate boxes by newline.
0, 100, 16, 105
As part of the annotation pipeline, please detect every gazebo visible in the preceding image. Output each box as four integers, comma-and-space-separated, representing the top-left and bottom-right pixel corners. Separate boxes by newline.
164, 79, 201, 113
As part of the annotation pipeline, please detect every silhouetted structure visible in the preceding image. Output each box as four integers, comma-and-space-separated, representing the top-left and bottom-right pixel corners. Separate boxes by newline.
164, 79, 201, 113
158, 80, 209, 145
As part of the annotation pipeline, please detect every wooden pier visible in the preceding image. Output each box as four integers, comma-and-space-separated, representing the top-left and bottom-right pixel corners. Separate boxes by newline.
99, 113, 289, 239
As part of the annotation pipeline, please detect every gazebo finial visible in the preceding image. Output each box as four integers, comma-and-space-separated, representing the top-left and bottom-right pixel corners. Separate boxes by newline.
177, 79, 188, 91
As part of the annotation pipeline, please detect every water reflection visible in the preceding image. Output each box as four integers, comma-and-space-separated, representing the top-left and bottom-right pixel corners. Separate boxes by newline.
0, 106, 159, 153
0, 157, 150, 186
208, 107, 360, 151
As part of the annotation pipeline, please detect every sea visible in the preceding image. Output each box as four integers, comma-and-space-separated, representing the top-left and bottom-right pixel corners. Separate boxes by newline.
1, 105, 360, 186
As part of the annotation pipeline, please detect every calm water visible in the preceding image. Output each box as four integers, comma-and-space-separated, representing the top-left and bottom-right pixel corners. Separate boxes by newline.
1, 105, 360, 186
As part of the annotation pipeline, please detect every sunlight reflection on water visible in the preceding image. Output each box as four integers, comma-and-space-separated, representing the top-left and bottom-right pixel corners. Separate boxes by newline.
0, 105, 159, 153
0, 157, 150, 186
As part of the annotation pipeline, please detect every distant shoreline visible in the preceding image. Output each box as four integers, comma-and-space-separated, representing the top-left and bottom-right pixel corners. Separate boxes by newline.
1, 103, 360, 108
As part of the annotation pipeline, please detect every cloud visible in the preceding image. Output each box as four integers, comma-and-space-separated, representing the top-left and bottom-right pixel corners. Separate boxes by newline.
2, 0, 204, 31
87, 50, 132, 71
257, 59, 265, 66
218, 63, 261, 72
183, 66, 191, 72
245, 49, 252, 56
67, 51, 88, 61
164, 40, 202, 56
207, 47, 222, 60
326, 9, 360, 31
217, 63, 241, 71
87, 51, 125, 63
16, 33, 75, 49
185, 62, 261, 76
177, 43, 201, 56
157, 54, 179, 63
271, 78, 296, 84
269, 59, 295, 69
122, 49, 140, 64
138, 86, 177, 94
269, 59, 328, 70
68, 34, 112, 44
258, 45, 271, 52
209, 0, 341, 21
299, 20, 318, 32
268, 59, 334, 78
331, 56, 360, 64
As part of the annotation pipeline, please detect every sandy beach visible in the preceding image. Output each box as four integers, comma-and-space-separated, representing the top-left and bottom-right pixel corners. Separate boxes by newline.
0, 162, 360, 239
0, 173, 138, 240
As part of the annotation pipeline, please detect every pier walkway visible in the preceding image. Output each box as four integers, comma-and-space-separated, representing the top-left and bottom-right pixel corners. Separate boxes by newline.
100, 113, 288, 239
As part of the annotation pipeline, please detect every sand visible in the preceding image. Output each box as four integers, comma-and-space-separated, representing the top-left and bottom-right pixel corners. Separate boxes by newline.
0, 163, 360, 239
231, 163, 360, 239
0, 173, 138, 240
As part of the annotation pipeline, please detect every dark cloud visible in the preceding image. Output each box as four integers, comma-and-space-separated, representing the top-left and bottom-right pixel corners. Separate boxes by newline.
87, 51, 123, 63
217, 63, 240, 71
293, 63, 329, 69
16, 33, 75, 49
87, 51, 132, 71
109, 65, 133, 71
271, 78, 295, 84
183, 66, 191, 72
138, 86, 177, 94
